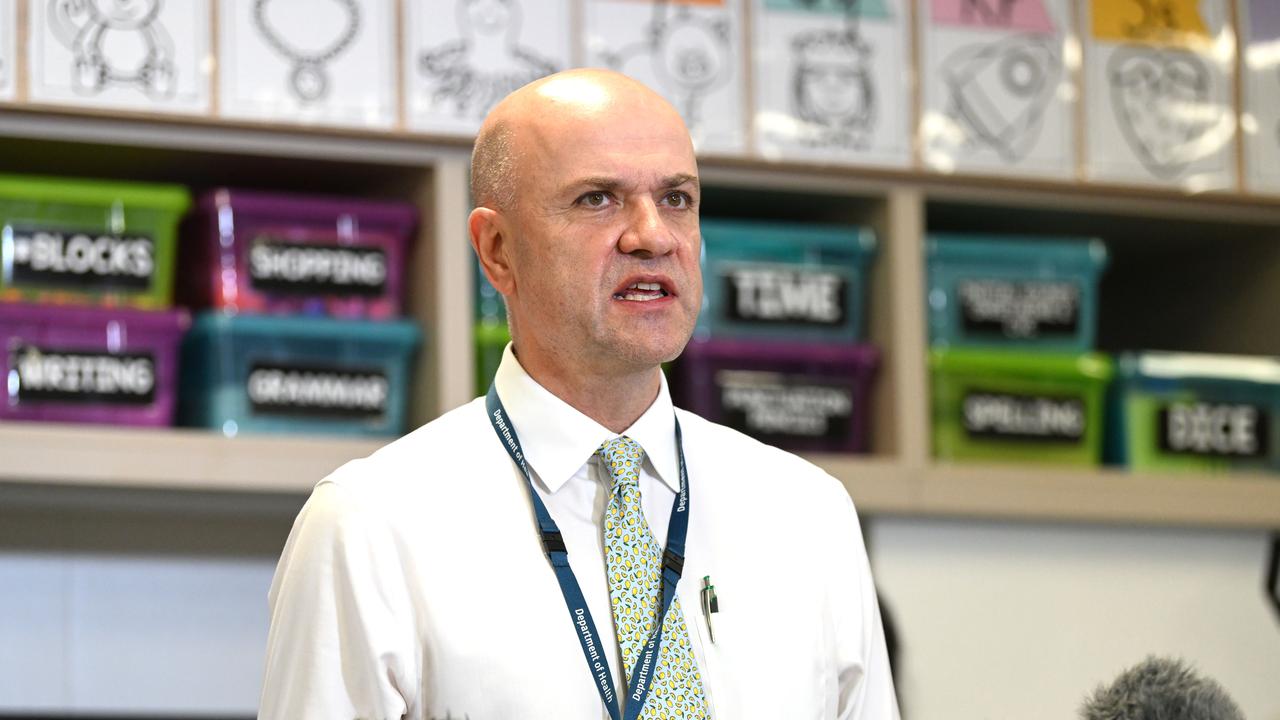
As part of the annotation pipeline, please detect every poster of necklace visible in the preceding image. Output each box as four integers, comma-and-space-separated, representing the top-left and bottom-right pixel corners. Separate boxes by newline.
1240, 0, 1280, 194
219, 0, 396, 128
1083, 0, 1235, 189
27, 0, 211, 114
751, 0, 910, 167
405, 0, 571, 136
583, 0, 747, 155
0, 0, 14, 102
919, 0, 1075, 178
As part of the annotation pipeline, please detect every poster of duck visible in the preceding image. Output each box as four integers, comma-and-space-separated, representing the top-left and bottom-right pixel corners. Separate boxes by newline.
584, 0, 747, 155
1240, 0, 1280, 194
405, 0, 571, 136
751, 0, 910, 167
27, 0, 212, 113
219, 0, 396, 128
1083, 0, 1235, 189
919, 0, 1075, 178
0, 0, 14, 102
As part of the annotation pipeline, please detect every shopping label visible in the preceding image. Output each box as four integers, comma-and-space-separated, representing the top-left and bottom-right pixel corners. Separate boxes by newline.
722, 264, 848, 327
9, 345, 156, 405
716, 369, 854, 440
957, 279, 1080, 338
248, 238, 388, 297
962, 391, 1086, 442
246, 362, 389, 420
4, 225, 154, 291
1158, 402, 1269, 458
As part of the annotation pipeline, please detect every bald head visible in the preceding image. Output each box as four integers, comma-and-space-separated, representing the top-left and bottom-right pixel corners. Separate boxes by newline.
470, 69, 690, 211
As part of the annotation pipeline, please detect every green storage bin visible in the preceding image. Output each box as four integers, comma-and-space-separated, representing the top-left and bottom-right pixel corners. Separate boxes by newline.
0, 174, 191, 309
931, 349, 1113, 466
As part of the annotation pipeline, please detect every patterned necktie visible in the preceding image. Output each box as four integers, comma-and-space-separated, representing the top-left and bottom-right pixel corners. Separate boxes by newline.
599, 436, 710, 719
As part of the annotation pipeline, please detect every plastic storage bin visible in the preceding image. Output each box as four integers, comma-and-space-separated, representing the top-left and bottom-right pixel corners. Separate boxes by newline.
931, 349, 1113, 466
671, 339, 880, 453
1108, 352, 1280, 473
0, 174, 190, 308
0, 303, 188, 425
180, 313, 421, 437
183, 189, 417, 319
927, 235, 1108, 352
698, 220, 877, 344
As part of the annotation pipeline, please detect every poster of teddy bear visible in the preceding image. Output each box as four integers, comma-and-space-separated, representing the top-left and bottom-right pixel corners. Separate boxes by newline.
405, 0, 572, 137
219, 0, 396, 128
752, 0, 911, 168
919, 0, 1075, 179
27, 0, 212, 114
1083, 0, 1236, 190
1240, 0, 1280, 195
584, 0, 747, 156
0, 0, 15, 102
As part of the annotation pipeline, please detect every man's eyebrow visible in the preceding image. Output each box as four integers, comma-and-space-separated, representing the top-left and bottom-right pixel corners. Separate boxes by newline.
559, 174, 701, 197
660, 173, 700, 191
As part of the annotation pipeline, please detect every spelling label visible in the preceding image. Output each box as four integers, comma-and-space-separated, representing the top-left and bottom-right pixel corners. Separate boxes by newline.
958, 279, 1080, 339
248, 238, 388, 297
247, 362, 389, 419
962, 391, 1086, 442
1159, 402, 1269, 458
4, 226, 155, 291
716, 369, 853, 440
722, 264, 848, 327
9, 345, 156, 405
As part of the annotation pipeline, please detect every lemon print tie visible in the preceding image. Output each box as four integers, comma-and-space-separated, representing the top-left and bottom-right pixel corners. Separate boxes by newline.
599, 436, 710, 719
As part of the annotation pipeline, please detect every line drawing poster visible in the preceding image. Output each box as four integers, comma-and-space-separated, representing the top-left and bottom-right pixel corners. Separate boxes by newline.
405, 0, 571, 136
1241, 0, 1280, 194
1083, 0, 1235, 189
28, 0, 211, 114
752, 0, 911, 167
0, 0, 13, 101
584, 0, 747, 155
920, 0, 1075, 178
219, 0, 396, 128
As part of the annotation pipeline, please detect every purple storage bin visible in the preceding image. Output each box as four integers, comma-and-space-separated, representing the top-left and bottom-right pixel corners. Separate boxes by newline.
672, 339, 880, 453
183, 188, 417, 319
0, 303, 188, 426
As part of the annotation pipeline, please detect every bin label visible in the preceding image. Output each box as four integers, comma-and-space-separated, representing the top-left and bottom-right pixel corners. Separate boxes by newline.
1158, 402, 1269, 458
249, 238, 388, 297
958, 279, 1080, 339
723, 264, 848, 327
247, 362, 389, 420
962, 391, 1086, 442
3, 225, 155, 292
9, 345, 156, 405
715, 369, 854, 440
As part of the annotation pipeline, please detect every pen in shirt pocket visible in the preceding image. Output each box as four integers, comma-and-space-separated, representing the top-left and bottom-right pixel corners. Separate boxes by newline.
700, 575, 719, 644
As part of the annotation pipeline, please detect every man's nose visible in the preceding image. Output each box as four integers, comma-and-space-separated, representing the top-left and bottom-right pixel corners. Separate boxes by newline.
618, 198, 677, 258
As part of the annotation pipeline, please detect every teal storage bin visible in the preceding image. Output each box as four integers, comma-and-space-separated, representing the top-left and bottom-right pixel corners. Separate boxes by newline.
180, 313, 421, 437
1109, 352, 1280, 473
927, 235, 1108, 352
697, 220, 877, 344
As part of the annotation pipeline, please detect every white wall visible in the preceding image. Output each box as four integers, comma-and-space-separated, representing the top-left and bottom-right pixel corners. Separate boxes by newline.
869, 518, 1280, 720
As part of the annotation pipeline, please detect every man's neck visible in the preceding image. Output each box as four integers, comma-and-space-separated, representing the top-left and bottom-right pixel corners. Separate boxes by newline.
513, 345, 662, 434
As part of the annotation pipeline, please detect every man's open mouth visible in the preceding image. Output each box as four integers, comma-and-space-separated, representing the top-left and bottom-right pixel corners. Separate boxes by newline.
614, 281, 671, 302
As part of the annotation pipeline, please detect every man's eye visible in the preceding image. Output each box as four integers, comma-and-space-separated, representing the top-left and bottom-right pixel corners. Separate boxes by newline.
664, 191, 692, 209
580, 192, 610, 208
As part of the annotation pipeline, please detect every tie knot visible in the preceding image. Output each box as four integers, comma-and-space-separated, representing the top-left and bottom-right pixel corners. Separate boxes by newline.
597, 436, 645, 490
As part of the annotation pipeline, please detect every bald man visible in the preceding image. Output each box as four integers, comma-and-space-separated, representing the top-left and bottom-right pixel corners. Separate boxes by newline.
259, 70, 899, 720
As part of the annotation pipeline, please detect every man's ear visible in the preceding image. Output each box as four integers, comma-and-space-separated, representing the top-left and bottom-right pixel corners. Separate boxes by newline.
469, 206, 515, 297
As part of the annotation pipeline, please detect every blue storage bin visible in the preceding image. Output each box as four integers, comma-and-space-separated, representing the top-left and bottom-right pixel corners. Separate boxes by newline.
180, 313, 421, 437
697, 220, 877, 344
927, 235, 1108, 352
1108, 352, 1280, 473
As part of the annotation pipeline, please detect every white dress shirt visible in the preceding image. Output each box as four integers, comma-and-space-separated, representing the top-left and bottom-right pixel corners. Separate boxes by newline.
259, 345, 899, 719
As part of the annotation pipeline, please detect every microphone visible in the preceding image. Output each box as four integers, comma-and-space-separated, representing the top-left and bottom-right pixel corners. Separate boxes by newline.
1081, 656, 1245, 720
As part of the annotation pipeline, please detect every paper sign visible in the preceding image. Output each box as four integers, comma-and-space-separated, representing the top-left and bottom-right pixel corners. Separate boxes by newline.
930, 0, 1055, 34
0, 0, 13, 101
1091, 0, 1211, 47
763, 0, 893, 20
1249, 0, 1280, 43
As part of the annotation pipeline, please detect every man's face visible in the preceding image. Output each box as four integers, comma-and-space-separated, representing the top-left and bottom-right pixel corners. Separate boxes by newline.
504, 93, 702, 373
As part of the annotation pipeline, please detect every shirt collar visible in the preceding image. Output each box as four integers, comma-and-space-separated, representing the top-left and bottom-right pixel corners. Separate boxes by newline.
492, 343, 681, 495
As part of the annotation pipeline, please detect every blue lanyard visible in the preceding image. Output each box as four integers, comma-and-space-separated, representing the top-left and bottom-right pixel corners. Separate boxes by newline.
486, 384, 690, 720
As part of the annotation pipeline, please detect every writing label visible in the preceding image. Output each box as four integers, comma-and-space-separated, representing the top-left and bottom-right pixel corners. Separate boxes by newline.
1091, 0, 1211, 46
1159, 402, 1269, 458
9, 345, 156, 405
962, 391, 1086, 442
248, 238, 388, 297
930, 0, 1057, 34
723, 265, 848, 327
4, 226, 154, 291
716, 369, 854, 440
247, 363, 389, 420
958, 279, 1079, 339
764, 0, 894, 20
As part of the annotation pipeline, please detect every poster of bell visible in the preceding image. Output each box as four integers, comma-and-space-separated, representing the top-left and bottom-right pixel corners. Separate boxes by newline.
1083, 0, 1235, 189
1241, 0, 1280, 194
919, 0, 1076, 178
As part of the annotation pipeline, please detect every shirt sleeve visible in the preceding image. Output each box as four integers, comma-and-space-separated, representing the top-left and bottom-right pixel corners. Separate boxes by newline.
827, 485, 901, 720
259, 478, 420, 720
